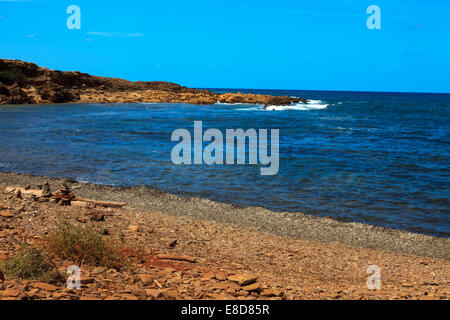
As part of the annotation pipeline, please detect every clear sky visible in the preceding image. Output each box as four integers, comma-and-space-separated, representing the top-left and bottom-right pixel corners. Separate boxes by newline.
0, 0, 449, 93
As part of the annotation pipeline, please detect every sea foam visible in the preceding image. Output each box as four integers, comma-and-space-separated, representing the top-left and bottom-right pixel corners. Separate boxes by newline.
235, 99, 329, 111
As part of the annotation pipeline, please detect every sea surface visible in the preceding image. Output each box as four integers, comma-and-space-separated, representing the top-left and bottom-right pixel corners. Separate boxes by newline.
0, 89, 449, 237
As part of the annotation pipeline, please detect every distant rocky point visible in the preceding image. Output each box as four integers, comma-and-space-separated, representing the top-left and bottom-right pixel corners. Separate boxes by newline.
0, 59, 306, 106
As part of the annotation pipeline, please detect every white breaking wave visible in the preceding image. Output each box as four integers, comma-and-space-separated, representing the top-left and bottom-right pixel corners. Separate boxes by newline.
263, 102, 328, 111
235, 99, 328, 111
216, 98, 329, 111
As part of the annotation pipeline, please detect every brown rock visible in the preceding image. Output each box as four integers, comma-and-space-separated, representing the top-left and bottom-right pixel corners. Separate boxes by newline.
120, 294, 139, 300
88, 211, 105, 221
228, 274, 258, 286
129, 225, 139, 232
30, 282, 58, 291
80, 295, 102, 300
0, 210, 14, 218
137, 274, 154, 285
201, 271, 216, 280
215, 272, 227, 281
26, 288, 40, 298
160, 267, 177, 275
0, 288, 22, 297
145, 289, 161, 299
260, 288, 276, 297
241, 282, 261, 292
237, 296, 257, 300
209, 293, 233, 300
52, 291, 68, 299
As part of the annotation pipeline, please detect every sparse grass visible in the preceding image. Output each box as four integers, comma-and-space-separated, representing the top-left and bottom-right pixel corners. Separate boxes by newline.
45, 222, 126, 270
1, 246, 63, 283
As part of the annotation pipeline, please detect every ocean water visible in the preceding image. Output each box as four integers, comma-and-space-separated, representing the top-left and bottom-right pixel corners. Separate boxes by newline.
0, 89, 449, 237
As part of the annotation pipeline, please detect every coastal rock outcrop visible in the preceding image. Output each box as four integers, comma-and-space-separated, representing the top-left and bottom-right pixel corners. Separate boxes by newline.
217, 92, 306, 105
7, 84, 34, 104
38, 82, 79, 103
0, 59, 306, 106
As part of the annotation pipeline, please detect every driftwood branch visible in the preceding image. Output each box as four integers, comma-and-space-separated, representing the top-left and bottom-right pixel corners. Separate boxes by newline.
4, 186, 126, 208
5, 187, 43, 197
157, 254, 197, 263
74, 197, 126, 208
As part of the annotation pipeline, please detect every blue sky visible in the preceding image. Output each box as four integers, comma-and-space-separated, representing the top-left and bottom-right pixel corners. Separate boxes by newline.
0, 0, 449, 93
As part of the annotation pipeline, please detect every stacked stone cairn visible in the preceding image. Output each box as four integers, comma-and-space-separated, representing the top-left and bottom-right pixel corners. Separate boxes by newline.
51, 183, 76, 206
37, 182, 53, 202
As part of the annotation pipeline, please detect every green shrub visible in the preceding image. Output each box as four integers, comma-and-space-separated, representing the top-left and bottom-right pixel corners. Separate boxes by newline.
46, 222, 126, 270
1, 246, 63, 283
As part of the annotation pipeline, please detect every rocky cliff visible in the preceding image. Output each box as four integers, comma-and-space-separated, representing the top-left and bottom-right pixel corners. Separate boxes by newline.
0, 59, 306, 106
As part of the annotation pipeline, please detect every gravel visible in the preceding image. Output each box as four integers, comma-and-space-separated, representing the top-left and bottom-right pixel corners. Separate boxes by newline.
0, 171, 448, 260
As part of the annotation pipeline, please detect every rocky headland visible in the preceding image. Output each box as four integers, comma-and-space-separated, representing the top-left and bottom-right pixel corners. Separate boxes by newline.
0, 59, 306, 106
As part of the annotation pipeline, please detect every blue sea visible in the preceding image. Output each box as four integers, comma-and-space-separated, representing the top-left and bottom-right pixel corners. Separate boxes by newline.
0, 89, 449, 237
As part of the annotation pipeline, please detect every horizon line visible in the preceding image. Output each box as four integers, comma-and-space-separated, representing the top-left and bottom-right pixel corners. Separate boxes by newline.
199, 87, 450, 95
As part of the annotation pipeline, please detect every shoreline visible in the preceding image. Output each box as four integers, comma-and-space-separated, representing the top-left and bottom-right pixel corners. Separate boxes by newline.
0, 171, 448, 260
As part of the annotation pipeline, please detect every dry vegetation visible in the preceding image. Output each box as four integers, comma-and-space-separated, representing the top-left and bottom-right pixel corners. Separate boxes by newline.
1, 246, 63, 283
45, 222, 126, 270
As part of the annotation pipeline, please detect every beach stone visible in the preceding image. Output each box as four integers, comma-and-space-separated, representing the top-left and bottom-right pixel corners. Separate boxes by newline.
80, 295, 102, 300
137, 274, 154, 285
242, 282, 261, 292
52, 291, 68, 299
228, 274, 258, 286
0, 210, 14, 218
201, 271, 216, 280
26, 288, 40, 298
215, 272, 227, 281
237, 295, 257, 300
145, 289, 161, 299
0, 288, 22, 297
260, 288, 277, 297
129, 225, 139, 232
30, 282, 57, 291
